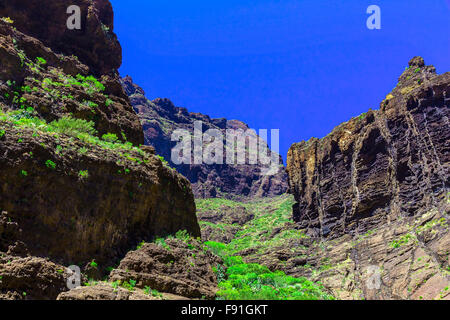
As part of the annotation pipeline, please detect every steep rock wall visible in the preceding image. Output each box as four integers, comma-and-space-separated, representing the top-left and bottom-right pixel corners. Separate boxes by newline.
287, 57, 449, 238
121, 76, 289, 199
0, 0, 200, 277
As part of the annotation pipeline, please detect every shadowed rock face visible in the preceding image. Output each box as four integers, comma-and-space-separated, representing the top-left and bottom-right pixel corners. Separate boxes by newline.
0, 0, 121, 76
287, 57, 449, 239
0, 124, 200, 268
0, 0, 200, 281
121, 76, 289, 199
0, 2, 143, 146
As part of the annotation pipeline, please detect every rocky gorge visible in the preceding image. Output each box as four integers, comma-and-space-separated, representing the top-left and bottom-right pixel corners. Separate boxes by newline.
0, 0, 448, 301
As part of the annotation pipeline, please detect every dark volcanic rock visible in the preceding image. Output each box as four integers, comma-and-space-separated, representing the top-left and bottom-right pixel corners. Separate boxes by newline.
109, 238, 221, 299
0, 0, 200, 290
121, 76, 289, 199
0, 11, 143, 146
287, 57, 449, 239
0, 124, 200, 268
0, 0, 121, 76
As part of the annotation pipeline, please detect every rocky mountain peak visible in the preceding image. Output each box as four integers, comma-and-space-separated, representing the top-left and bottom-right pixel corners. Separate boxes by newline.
121, 77, 289, 199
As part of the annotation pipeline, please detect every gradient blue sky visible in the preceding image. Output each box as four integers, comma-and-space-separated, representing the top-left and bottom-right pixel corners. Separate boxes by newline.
111, 0, 450, 159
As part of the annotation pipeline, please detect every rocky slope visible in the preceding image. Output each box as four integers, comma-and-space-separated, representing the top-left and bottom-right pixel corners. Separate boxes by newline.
197, 196, 449, 300
58, 235, 220, 300
121, 76, 288, 199
0, 0, 201, 299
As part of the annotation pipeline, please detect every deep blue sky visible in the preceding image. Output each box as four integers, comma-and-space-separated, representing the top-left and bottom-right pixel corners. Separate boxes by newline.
111, 0, 450, 159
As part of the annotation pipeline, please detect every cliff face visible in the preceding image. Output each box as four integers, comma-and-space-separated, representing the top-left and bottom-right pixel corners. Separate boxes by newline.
284, 57, 449, 299
0, 0, 121, 76
0, 2, 143, 146
121, 76, 289, 199
287, 57, 449, 239
0, 0, 200, 298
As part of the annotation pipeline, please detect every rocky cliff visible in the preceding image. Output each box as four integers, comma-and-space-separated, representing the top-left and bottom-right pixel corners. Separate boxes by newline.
121, 76, 288, 199
287, 57, 448, 239
0, 0, 201, 299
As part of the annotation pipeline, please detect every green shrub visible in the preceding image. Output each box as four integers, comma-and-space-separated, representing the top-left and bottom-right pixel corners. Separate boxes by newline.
175, 230, 191, 242
102, 133, 119, 143
45, 160, 56, 169
105, 98, 114, 107
205, 241, 227, 256
217, 263, 334, 300
48, 117, 97, 136
35, 57, 47, 66
78, 170, 89, 179
157, 155, 169, 166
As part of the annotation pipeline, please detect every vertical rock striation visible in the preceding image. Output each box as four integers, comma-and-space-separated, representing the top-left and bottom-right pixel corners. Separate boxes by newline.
287, 57, 449, 239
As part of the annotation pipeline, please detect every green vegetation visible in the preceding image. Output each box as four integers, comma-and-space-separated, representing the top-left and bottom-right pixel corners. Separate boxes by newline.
78, 170, 89, 180
204, 241, 332, 300
105, 98, 114, 107
90, 260, 98, 268
49, 117, 96, 136
196, 196, 333, 300
390, 233, 413, 248
144, 286, 163, 298
102, 133, 119, 143
157, 155, 169, 166
35, 57, 47, 66
1, 17, 14, 24
197, 195, 306, 256
0, 110, 148, 161
45, 159, 56, 170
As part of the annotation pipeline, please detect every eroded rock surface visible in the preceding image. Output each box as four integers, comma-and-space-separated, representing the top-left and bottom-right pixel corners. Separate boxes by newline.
0, 125, 200, 268
121, 76, 289, 199
0, 0, 122, 76
57, 283, 188, 300
0, 253, 69, 300
287, 57, 449, 239
283, 57, 450, 299
0, 0, 201, 298
109, 238, 221, 299
0, 14, 143, 146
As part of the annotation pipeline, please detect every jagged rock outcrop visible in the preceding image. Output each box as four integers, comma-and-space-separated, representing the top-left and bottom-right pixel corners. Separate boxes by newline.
109, 237, 221, 299
0, 9, 143, 146
0, 253, 70, 300
287, 57, 449, 238
0, 0, 200, 293
284, 57, 449, 299
121, 76, 289, 199
57, 283, 188, 300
